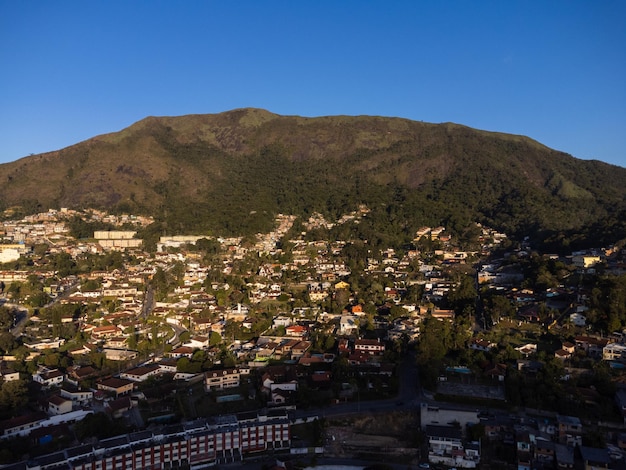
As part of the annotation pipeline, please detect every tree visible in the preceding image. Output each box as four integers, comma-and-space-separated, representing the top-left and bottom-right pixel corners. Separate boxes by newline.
209, 331, 222, 346
0, 307, 14, 330
74, 412, 127, 440
0, 380, 28, 416
176, 357, 191, 372
447, 274, 476, 316
51, 252, 77, 277
0, 332, 17, 354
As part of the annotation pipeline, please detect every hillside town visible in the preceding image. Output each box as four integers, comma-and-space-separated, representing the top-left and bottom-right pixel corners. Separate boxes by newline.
1, 207, 626, 470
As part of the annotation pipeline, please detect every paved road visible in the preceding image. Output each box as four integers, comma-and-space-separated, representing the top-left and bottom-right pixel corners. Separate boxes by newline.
141, 283, 155, 318
5, 302, 30, 337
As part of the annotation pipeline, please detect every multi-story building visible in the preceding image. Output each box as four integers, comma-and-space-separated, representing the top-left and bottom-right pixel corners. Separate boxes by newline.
603, 343, 626, 361
15, 410, 290, 469
204, 367, 246, 392
425, 424, 480, 468
557, 415, 583, 447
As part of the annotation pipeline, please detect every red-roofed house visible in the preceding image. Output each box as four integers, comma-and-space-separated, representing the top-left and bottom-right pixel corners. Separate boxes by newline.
286, 325, 307, 338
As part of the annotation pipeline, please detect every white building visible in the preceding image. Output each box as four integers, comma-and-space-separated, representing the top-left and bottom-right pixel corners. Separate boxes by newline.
603, 343, 626, 361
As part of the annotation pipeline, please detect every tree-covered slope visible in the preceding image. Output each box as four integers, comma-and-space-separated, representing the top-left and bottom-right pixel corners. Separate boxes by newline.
1, 108, 625, 248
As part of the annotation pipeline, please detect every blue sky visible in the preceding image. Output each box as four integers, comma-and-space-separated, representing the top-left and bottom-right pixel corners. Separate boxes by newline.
1, 1, 625, 167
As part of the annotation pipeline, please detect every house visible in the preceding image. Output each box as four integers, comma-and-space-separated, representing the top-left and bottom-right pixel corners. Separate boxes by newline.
298, 353, 325, 366
518, 306, 540, 322
68, 365, 98, 382
579, 446, 610, 470
60, 383, 93, 406
533, 438, 555, 468
575, 336, 609, 357
106, 396, 133, 419
425, 424, 480, 468
32, 367, 65, 388
120, 364, 161, 382
273, 316, 292, 328
102, 348, 138, 361
554, 443, 575, 469
554, 349, 572, 361
338, 338, 350, 354
516, 431, 532, 470
483, 363, 507, 382
469, 338, 495, 352
572, 255, 601, 269
431, 309, 455, 321
105, 336, 128, 348
91, 325, 123, 339
426, 425, 463, 452
557, 415, 582, 446
268, 380, 298, 402
339, 315, 359, 335
348, 351, 370, 366
0, 368, 19, 382
157, 358, 178, 374
185, 336, 210, 349
555, 342, 574, 360
285, 324, 307, 338
97, 377, 134, 397
482, 416, 515, 440
291, 341, 311, 359
261, 366, 298, 395
169, 346, 195, 358
603, 343, 626, 361
270, 386, 297, 405
275, 339, 300, 357
309, 370, 332, 389
204, 367, 242, 392
515, 343, 538, 357
351, 304, 364, 315
354, 338, 385, 355
0, 412, 47, 440
569, 312, 587, 327
24, 338, 65, 350
193, 317, 213, 333
47, 395, 73, 416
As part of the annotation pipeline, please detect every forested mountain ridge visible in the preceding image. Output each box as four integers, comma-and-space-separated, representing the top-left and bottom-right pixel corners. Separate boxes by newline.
2, 108, 625, 249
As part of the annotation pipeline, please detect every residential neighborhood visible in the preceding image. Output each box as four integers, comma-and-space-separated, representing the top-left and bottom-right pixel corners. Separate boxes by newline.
0, 207, 626, 469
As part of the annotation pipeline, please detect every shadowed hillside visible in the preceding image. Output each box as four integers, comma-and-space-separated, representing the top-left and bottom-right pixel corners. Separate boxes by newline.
2, 108, 625, 249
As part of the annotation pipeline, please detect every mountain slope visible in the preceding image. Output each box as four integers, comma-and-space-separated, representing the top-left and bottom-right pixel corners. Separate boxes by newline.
1, 108, 625, 247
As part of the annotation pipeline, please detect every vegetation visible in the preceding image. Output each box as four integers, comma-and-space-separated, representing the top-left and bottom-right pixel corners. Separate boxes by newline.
1, 109, 625, 252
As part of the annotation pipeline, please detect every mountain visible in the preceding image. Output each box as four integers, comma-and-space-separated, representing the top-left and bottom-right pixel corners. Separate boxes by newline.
2, 108, 625, 249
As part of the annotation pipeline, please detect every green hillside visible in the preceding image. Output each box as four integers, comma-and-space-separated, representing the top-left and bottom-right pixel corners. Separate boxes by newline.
1, 108, 625, 250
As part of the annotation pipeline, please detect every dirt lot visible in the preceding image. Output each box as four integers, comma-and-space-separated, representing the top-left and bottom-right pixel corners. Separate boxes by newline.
324, 411, 421, 463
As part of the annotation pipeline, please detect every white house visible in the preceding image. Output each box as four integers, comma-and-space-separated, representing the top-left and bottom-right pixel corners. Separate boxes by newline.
603, 343, 626, 361
32, 367, 64, 388
204, 367, 245, 392
569, 313, 587, 327
60, 384, 93, 406
339, 315, 359, 335
47, 395, 73, 416
273, 316, 292, 328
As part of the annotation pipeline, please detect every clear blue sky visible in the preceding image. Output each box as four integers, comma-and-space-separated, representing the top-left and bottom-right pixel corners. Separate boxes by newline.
1, 1, 625, 167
